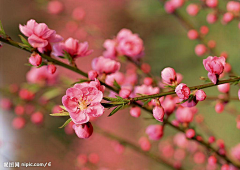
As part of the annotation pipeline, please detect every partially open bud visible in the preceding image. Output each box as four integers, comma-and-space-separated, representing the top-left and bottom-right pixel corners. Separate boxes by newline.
146, 125, 163, 140
47, 64, 56, 74
73, 122, 93, 139
175, 83, 190, 100
130, 107, 141, 118
12, 117, 26, 129
195, 90, 206, 101
88, 70, 98, 80
153, 106, 165, 122
29, 53, 42, 66
119, 88, 131, 98
161, 67, 177, 85
186, 129, 195, 138
218, 83, 230, 93
208, 155, 217, 165
31, 111, 44, 125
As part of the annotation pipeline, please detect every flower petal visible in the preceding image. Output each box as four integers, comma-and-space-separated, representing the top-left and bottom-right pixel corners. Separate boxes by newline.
70, 110, 89, 124
87, 103, 104, 117
62, 95, 78, 113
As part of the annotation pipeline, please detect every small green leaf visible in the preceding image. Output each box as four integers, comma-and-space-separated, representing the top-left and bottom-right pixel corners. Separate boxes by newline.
143, 98, 152, 107
108, 105, 123, 117
19, 35, 31, 46
59, 105, 67, 111
103, 96, 129, 102
59, 118, 72, 128
63, 51, 73, 63
50, 112, 70, 116
0, 20, 6, 35
113, 80, 121, 90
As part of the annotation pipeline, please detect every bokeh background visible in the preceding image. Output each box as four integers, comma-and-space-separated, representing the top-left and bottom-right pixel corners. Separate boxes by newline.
0, 0, 240, 169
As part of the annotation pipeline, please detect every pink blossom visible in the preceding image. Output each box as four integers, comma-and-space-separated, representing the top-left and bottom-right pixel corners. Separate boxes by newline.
88, 70, 98, 80
103, 39, 117, 59
12, 117, 26, 129
153, 106, 165, 122
31, 112, 44, 125
139, 137, 151, 151
195, 90, 206, 101
207, 13, 218, 24
47, 64, 56, 74
185, 129, 195, 138
221, 164, 229, 170
186, 4, 199, 16
119, 88, 131, 98
203, 56, 226, 84
164, 1, 176, 13
176, 107, 194, 123
200, 26, 209, 35
19, 19, 63, 48
180, 98, 198, 107
222, 12, 234, 24
130, 107, 141, 117
92, 56, 120, 75
161, 96, 176, 115
232, 144, 240, 161
26, 66, 58, 85
238, 89, 240, 100
29, 53, 42, 66
143, 77, 153, 86
73, 122, 93, 139
175, 83, 190, 100
146, 125, 163, 140
208, 136, 216, 144
170, 0, 185, 8
47, 1, 63, 15
141, 63, 151, 73
174, 133, 188, 148
161, 67, 177, 85
134, 84, 159, 95
208, 156, 217, 165
195, 44, 207, 56
174, 149, 186, 161
0, 98, 12, 110
188, 29, 199, 40
215, 102, 224, 113
116, 29, 144, 58
52, 37, 93, 59
218, 83, 230, 93
227, 1, 240, 13
206, 0, 218, 8
14, 105, 25, 116
62, 80, 104, 125
105, 72, 125, 86
19, 89, 34, 100
224, 63, 232, 73
194, 152, 206, 164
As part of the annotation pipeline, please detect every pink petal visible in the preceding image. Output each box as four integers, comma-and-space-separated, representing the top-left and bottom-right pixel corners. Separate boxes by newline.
33, 23, 53, 38
62, 95, 78, 113
208, 72, 217, 84
70, 110, 89, 124
52, 43, 65, 57
48, 34, 63, 43
87, 103, 104, 117
28, 34, 48, 48
66, 87, 83, 99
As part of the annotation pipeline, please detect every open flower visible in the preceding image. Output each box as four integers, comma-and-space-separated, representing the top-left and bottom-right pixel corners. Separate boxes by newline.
92, 56, 120, 74
62, 80, 104, 124
52, 37, 93, 59
19, 19, 63, 49
175, 83, 190, 100
203, 56, 226, 84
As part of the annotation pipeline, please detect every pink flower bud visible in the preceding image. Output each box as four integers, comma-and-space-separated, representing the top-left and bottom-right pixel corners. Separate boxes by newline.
238, 89, 240, 100
221, 164, 229, 170
208, 40, 216, 48
73, 122, 93, 139
176, 107, 194, 123
180, 98, 198, 107
161, 67, 177, 85
164, 1, 176, 13
217, 139, 225, 148
200, 26, 209, 35
187, 29, 199, 40
186, 129, 195, 138
12, 117, 26, 129
220, 52, 228, 59
72, 7, 85, 21
208, 156, 217, 165
139, 137, 151, 151
0, 98, 12, 110
19, 89, 34, 100
224, 63, 232, 73
143, 77, 153, 85
195, 90, 206, 101
119, 88, 131, 98
146, 125, 163, 140
130, 107, 141, 117
171, 0, 185, 8
29, 53, 42, 66
47, 64, 56, 74
105, 72, 125, 86
195, 44, 207, 56
206, 0, 218, 8
227, 1, 240, 13
141, 63, 151, 73
153, 106, 165, 122
208, 136, 216, 143
31, 112, 44, 125
92, 56, 120, 74
88, 70, 98, 80
194, 152, 206, 164
222, 12, 234, 24
175, 83, 190, 100
215, 102, 224, 113
14, 105, 25, 116
186, 4, 199, 16
47, 1, 63, 15
88, 153, 99, 164
218, 83, 230, 93
207, 13, 218, 24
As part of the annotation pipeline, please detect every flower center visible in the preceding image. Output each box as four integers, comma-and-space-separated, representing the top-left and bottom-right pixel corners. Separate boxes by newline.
78, 100, 88, 111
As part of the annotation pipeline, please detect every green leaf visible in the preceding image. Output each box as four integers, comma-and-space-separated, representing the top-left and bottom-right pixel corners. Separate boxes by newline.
50, 112, 70, 116
59, 118, 72, 128
113, 80, 121, 90
0, 20, 6, 35
59, 105, 67, 111
19, 35, 31, 46
108, 105, 123, 117
103, 96, 129, 102
42, 88, 63, 100
63, 51, 73, 63
143, 98, 152, 107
